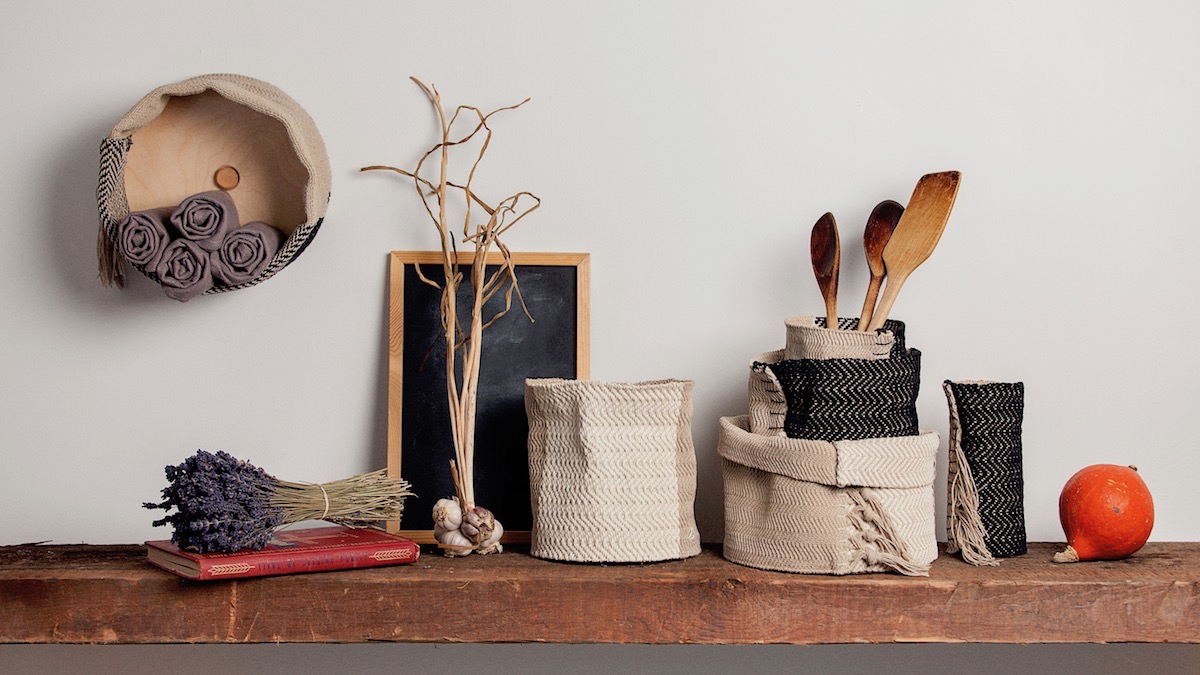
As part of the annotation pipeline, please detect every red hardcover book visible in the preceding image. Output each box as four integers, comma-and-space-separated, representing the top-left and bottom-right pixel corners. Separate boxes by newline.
145, 525, 420, 581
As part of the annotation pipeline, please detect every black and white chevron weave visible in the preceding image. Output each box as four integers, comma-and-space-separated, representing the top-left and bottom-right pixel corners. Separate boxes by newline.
763, 348, 921, 441
945, 380, 1026, 557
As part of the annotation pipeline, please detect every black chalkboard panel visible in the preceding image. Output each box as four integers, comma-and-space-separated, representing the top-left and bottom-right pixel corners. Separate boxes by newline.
387, 252, 590, 541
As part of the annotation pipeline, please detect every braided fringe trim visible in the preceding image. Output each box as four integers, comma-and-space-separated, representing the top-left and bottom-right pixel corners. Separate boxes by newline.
848, 488, 929, 576
943, 382, 998, 566
96, 137, 132, 288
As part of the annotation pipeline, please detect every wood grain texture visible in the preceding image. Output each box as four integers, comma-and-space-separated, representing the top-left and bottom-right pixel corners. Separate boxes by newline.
123, 91, 310, 234
2, 543, 1196, 645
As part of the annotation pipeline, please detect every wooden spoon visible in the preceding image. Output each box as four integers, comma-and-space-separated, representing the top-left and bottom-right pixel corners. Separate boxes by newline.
856, 199, 904, 331
810, 212, 840, 329
866, 171, 962, 331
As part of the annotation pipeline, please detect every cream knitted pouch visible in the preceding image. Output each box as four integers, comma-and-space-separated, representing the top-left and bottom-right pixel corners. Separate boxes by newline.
719, 415, 939, 575
525, 379, 701, 563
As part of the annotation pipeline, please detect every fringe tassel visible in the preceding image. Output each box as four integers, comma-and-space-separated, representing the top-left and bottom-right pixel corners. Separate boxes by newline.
97, 224, 125, 288
849, 488, 930, 577
943, 382, 998, 566
96, 136, 132, 289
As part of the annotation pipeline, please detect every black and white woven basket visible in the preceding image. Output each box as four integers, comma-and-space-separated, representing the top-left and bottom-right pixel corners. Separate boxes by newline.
943, 380, 1027, 564
756, 317, 920, 441
722, 316, 938, 576
96, 74, 331, 294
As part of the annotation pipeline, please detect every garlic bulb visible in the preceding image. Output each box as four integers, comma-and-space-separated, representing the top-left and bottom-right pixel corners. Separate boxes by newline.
431, 498, 504, 555
432, 498, 464, 531
463, 506, 504, 555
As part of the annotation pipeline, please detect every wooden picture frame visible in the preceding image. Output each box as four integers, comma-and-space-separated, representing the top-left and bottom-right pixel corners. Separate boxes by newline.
387, 251, 590, 544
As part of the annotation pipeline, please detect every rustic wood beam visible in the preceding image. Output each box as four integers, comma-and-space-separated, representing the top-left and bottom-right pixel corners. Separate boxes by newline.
1, 543, 1196, 644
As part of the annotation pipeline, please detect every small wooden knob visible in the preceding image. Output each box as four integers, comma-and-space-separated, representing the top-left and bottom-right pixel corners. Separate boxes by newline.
214, 165, 240, 190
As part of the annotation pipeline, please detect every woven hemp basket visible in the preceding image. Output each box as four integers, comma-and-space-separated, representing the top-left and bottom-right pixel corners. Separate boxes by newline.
524, 379, 701, 563
943, 380, 1027, 565
97, 73, 332, 293
721, 317, 938, 576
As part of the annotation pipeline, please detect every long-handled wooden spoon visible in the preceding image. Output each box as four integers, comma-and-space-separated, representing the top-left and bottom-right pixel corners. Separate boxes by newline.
857, 199, 904, 331
866, 171, 961, 332
810, 212, 840, 329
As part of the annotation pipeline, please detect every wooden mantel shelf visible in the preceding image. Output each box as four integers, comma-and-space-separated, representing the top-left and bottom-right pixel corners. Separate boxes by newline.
1, 543, 1196, 645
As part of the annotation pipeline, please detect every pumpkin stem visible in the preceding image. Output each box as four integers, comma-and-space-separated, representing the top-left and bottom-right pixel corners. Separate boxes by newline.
1052, 545, 1079, 563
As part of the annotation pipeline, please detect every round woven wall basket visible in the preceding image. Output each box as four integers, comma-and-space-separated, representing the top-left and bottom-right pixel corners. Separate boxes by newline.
96, 73, 331, 296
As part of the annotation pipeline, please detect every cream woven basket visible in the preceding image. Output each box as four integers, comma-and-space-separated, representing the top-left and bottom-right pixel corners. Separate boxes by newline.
524, 378, 701, 563
722, 316, 938, 576
719, 415, 939, 575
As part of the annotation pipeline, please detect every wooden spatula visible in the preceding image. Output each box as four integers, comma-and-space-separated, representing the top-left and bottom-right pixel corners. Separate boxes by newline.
866, 171, 961, 331
810, 212, 840, 329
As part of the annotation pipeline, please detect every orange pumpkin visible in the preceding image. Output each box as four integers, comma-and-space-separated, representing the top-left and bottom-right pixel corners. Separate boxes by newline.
1053, 464, 1154, 563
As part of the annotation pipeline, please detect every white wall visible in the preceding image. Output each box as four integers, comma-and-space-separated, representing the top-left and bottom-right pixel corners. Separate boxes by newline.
2, 1, 1197, 550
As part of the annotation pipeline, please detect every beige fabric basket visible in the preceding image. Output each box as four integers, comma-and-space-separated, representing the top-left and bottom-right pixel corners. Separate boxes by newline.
524, 378, 701, 563
784, 316, 897, 361
97, 73, 331, 292
719, 415, 939, 575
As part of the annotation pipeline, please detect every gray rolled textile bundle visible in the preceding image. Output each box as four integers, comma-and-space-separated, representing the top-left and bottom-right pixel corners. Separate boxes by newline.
943, 380, 1027, 565
156, 238, 214, 302
170, 190, 237, 251
116, 207, 173, 273
112, 197, 285, 301
211, 221, 285, 286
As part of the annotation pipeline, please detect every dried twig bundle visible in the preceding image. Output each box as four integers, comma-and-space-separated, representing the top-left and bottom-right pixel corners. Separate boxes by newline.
144, 449, 413, 553
362, 77, 539, 555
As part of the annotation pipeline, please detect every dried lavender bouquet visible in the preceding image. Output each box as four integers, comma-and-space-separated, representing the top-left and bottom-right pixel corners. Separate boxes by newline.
144, 449, 413, 553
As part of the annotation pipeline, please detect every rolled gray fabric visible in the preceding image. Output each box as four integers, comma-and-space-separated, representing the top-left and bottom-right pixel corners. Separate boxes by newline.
116, 207, 173, 272
156, 238, 214, 302
169, 190, 238, 251
210, 222, 285, 286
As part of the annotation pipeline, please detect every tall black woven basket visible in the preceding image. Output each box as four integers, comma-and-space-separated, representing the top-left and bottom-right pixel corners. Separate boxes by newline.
944, 380, 1026, 564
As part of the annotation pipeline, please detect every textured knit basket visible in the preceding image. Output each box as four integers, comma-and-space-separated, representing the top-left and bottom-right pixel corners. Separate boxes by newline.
944, 380, 1027, 565
97, 73, 331, 293
783, 315, 906, 360
524, 378, 701, 563
759, 317, 920, 441
725, 315, 936, 575
719, 415, 939, 575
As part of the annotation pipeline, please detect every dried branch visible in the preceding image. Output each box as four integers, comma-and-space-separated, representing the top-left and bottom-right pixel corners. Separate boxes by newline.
362, 78, 538, 554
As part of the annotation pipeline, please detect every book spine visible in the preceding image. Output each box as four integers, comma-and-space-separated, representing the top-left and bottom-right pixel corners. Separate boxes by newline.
197, 542, 420, 580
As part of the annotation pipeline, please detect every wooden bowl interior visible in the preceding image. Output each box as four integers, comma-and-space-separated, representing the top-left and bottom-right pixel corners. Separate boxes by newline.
123, 90, 309, 235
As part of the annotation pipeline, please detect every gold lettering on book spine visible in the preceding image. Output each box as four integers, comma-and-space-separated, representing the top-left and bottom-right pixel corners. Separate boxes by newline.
209, 563, 255, 576
370, 549, 414, 561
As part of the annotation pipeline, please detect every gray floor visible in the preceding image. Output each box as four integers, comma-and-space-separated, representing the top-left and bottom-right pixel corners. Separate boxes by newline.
1, 644, 1197, 674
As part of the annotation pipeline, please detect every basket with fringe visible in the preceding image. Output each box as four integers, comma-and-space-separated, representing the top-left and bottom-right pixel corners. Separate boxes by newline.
943, 380, 1027, 565
97, 73, 331, 293
719, 415, 939, 576
524, 378, 701, 563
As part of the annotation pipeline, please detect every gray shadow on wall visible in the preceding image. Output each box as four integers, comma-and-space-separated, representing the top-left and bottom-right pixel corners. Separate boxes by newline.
371, 257, 392, 473
41, 111, 171, 320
